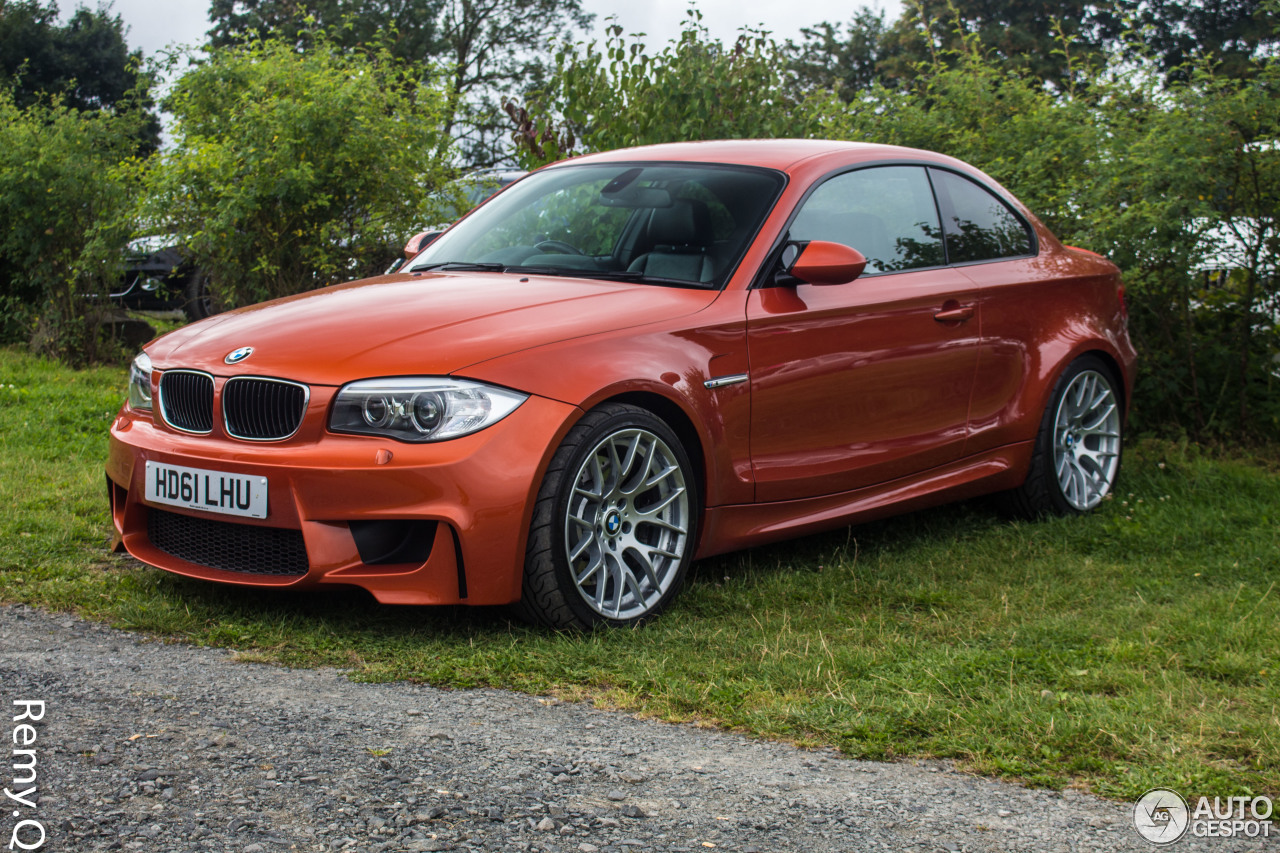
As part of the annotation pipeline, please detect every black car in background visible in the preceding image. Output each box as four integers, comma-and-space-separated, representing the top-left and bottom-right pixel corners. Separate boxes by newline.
114, 235, 215, 321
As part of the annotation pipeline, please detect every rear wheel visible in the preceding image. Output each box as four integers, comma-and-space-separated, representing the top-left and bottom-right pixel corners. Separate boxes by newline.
518, 403, 699, 629
1008, 355, 1122, 516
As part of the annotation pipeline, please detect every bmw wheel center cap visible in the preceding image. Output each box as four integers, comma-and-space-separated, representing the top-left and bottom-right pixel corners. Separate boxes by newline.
225, 346, 254, 365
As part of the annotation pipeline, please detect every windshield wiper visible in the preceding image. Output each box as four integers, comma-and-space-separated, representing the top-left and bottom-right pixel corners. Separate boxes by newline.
590, 270, 711, 287
508, 266, 701, 286
411, 261, 507, 273
415, 262, 711, 288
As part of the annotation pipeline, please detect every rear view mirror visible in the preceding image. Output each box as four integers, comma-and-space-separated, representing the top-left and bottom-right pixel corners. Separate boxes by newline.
598, 187, 673, 209
782, 240, 867, 286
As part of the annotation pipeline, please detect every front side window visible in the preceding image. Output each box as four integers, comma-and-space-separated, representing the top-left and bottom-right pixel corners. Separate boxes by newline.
929, 169, 1034, 263
789, 166, 945, 274
409, 163, 785, 288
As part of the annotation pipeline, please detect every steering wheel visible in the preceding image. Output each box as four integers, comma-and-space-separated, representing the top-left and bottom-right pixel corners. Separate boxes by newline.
535, 240, 583, 255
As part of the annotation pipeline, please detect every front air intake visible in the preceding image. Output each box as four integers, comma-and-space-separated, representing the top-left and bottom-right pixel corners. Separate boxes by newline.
147, 508, 309, 576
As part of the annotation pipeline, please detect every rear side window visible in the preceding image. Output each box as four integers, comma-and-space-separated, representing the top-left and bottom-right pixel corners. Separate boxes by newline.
929, 169, 1034, 263
789, 166, 945, 274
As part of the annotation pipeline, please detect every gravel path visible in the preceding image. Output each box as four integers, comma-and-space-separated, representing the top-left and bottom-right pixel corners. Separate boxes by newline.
0, 604, 1268, 853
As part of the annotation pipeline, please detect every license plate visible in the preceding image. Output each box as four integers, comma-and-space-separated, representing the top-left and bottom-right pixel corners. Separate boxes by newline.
144, 461, 268, 519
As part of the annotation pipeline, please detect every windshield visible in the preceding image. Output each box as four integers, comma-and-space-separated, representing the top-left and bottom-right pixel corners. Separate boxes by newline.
407, 162, 786, 289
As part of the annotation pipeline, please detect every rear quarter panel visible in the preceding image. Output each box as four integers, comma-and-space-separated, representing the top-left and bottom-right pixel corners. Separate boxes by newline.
962, 245, 1136, 457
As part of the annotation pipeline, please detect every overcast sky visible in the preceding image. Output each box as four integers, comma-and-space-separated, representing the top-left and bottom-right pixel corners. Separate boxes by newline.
91, 0, 905, 60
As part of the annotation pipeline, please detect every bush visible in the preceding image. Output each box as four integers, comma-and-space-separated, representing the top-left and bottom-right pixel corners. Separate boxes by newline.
0, 89, 145, 363
144, 33, 457, 309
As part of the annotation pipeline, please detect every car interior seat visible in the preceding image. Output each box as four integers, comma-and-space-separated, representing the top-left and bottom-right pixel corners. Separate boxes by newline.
627, 198, 716, 283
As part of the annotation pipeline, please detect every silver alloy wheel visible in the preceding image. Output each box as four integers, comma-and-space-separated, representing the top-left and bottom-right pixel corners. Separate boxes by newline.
563, 427, 690, 621
1052, 369, 1121, 510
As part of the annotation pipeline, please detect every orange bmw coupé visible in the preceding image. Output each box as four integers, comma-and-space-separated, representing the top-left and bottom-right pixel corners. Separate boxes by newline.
107, 140, 1135, 628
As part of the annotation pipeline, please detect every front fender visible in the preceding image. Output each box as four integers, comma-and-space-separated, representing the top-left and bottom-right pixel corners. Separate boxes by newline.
460, 292, 754, 507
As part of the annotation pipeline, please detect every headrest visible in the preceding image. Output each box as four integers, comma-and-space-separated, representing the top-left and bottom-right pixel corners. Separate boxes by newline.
649, 198, 713, 249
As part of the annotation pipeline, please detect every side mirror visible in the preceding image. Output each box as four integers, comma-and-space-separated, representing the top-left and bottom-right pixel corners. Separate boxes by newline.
780, 240, 867, 286
405, 230, 443, 259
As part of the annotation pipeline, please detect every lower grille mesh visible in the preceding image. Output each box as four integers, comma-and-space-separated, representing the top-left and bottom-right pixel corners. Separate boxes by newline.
147, 508, 309, 576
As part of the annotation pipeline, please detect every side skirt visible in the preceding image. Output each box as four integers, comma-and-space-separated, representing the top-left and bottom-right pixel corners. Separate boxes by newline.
696, 442, 1032, 558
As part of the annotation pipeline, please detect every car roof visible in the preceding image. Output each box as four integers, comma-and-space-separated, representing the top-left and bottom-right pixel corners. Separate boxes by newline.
559, 139, 963, 173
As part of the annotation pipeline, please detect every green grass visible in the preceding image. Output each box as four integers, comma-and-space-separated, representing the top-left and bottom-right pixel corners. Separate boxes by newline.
2, 345, 1277, 800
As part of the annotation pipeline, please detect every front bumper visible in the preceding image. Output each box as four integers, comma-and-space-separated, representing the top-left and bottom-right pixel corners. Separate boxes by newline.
106, 391, 578, 605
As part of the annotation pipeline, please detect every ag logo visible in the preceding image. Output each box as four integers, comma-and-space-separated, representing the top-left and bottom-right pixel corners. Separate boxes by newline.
224, 346, 254, 365
1134, 788, 1190, 844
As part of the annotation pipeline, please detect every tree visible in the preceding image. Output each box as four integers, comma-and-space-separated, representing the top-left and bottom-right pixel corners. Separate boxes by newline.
877, 0, 1130, 89
785, 7, 891, 101
0, 0, 159, 149
145, 33, 457, 308
206, 0, 593, 165
207, 0, 447, 64
507, 12, 834, 168
1137, 0, 1280, 79
867, 1, 1279, 89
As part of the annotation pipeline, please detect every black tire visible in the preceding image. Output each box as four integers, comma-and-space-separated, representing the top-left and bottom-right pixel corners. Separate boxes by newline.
1006, 355, 1123, 518
181, 270, 218, 321
515, 403, 700, 630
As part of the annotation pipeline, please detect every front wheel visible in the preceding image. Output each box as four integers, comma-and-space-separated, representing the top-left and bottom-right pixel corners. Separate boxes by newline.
518, 403, 699, 629
1008, 355, 1123, 516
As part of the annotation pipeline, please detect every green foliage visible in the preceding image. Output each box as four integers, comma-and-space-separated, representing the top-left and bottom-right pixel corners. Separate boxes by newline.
507, 11, 834, 169
1082, 63, 1280, 437
0, 89, 146, 362
0, 0, 160, 151
144, 33, 456, 308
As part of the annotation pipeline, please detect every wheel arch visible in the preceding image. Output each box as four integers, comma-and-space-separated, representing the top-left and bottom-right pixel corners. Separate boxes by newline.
1026, 343, 1131, 439
601, 390, 708, 516
1059, 343, 1131, 422
1076, 348, 1127, 418
1006, 346, 1127, 517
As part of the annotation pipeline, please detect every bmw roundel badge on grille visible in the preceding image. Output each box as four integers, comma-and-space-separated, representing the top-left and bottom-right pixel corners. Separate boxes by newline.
224, 346, 253, 364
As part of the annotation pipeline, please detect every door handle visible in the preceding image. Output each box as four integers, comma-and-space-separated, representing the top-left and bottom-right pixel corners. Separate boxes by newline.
933, 304, 975, 323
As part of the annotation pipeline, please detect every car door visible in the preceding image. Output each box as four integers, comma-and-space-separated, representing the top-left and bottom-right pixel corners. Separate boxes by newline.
926, 167, 1042, 456
746, 165, 982, 502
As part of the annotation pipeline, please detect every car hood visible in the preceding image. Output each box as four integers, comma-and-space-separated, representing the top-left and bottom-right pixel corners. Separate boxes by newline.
146, 271, 721, 386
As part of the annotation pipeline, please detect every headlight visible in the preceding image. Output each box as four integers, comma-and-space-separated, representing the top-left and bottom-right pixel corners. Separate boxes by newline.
330, 378, 527, 442
127, 352, 152, 411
